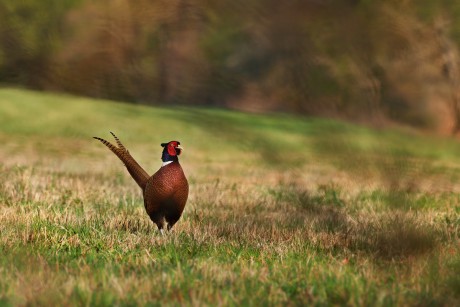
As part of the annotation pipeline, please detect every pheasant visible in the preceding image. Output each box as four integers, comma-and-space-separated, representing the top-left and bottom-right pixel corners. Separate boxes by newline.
93, 132, 189, 233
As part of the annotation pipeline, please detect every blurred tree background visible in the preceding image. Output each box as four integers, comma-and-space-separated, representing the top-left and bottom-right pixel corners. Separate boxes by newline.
1, 0, 460, 134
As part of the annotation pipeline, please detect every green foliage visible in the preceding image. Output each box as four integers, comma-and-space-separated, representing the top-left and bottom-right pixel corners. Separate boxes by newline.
0, 0, 81, 85
2, 1, 460, 130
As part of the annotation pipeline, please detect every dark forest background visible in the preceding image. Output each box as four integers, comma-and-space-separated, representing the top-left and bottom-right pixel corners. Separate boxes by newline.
2, 0, 460, 134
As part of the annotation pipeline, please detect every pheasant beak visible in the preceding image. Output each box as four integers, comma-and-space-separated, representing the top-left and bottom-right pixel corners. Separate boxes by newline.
176, 144, 183, 155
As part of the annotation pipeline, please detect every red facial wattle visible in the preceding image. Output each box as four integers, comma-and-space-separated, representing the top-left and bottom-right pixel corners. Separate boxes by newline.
167, 142, 177, 156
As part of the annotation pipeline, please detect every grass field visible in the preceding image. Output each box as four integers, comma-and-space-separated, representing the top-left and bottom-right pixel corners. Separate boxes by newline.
0, 88, 460, 306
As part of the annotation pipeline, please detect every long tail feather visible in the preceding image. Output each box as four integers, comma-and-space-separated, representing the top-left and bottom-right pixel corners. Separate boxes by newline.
110, 131, 128, 153
93, 133, 149, 190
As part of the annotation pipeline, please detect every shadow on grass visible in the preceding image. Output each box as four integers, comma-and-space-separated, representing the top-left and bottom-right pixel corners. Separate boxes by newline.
268, 183, 348, 234
351, 212, 438, 259
270, 183, 439, 260
190, 179, 440, 260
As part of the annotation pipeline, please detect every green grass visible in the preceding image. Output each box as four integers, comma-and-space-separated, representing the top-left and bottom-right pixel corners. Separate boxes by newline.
0, 88, 459, 305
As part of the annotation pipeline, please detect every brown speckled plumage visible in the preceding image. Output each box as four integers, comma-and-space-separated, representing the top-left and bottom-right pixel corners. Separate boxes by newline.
144, 161, 189, 230
94, 133, 189, 231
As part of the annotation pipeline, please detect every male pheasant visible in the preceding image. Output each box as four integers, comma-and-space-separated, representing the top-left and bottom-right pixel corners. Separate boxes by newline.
93, 132, 189, 233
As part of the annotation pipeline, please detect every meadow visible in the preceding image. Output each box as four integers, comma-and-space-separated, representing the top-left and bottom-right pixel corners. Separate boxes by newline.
0, 88, 459, 306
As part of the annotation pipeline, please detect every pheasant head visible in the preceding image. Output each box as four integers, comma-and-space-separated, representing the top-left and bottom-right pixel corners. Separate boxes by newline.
161, 141, 183, 164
